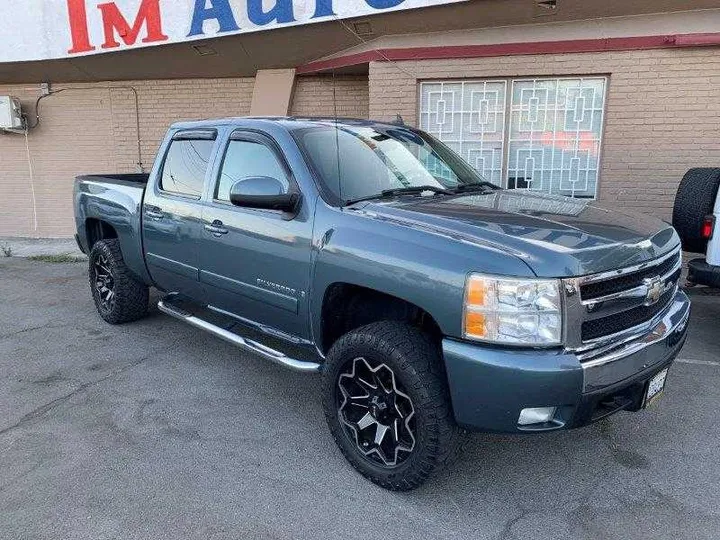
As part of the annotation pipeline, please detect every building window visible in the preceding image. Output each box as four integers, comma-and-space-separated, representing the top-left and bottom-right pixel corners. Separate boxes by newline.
419, 77, 607, 198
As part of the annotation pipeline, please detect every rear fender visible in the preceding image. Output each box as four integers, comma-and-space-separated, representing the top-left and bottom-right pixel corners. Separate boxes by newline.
74, 179, 152, 284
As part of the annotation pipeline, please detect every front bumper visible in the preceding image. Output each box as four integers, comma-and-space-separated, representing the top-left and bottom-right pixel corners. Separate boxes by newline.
442, 290, 690, 433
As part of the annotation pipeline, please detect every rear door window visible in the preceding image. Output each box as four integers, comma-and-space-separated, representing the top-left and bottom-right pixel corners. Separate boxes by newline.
160, 138, 215, 197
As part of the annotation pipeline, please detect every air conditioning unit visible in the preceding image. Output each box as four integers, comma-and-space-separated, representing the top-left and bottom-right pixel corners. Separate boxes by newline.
0, 96, 24, 131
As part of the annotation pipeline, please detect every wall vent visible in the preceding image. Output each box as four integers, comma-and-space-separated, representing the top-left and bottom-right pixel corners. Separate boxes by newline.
352, 20, 373, 37
192, 44, 218, 56
533, 0, 558, 17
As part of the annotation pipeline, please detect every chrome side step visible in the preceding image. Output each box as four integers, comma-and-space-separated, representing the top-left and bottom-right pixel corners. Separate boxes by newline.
157, 298, 322, 373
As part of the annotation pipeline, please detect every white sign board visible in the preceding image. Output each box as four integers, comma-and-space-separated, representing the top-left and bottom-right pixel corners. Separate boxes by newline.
3, 0, 466, 62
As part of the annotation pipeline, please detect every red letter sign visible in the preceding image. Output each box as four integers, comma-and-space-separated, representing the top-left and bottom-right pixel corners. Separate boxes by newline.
98, 0, 168, 49
66, 0, 95, 54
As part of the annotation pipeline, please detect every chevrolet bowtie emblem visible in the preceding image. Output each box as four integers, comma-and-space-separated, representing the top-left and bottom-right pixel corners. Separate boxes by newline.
643, 276, 664, 306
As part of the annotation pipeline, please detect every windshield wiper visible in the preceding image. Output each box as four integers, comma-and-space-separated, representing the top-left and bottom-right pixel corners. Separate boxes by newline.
451, 181, 500, 194
345, 185, 452, 206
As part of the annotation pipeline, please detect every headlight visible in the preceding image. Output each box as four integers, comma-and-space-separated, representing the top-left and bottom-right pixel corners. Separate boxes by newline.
463, 274, 562, 346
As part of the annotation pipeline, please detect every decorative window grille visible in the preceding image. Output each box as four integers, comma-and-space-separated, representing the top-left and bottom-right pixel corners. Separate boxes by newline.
419, 77, 607, 199
419, 80, 507, 187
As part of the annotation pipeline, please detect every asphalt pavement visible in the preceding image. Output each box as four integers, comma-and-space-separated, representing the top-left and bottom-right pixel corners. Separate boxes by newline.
1, 258, 719, 540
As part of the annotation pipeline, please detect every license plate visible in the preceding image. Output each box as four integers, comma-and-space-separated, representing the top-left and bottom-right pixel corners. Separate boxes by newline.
645, 368, 669, 407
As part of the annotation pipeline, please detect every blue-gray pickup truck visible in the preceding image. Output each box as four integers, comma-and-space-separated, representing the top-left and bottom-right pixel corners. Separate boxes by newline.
74, 117, 690, 490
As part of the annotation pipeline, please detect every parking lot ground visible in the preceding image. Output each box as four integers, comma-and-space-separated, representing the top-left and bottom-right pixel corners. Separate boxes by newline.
1, 257, 720, 540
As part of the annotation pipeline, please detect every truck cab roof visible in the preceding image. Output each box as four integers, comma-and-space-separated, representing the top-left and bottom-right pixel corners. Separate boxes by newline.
169, 116, 407, 133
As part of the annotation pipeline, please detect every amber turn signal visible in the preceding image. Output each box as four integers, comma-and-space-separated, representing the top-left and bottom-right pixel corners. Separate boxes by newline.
464, 311, 486, 337
465, 278, 487, 306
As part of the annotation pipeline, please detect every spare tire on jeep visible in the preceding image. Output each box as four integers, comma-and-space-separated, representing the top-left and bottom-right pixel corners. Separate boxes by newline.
672, 168, 720, 254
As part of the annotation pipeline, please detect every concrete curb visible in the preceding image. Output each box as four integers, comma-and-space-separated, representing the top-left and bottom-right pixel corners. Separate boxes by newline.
0, 237, 86, 260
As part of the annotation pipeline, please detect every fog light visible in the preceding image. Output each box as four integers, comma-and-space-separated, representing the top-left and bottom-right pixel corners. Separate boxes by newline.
518, 407, 557, 426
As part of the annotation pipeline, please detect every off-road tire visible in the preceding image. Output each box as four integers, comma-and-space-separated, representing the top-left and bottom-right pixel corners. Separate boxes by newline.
321, 321, 463, 491
89, 239, 149, 324
672, 168, 720, 254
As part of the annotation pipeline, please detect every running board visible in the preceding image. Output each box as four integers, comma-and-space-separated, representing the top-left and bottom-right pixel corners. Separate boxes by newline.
157, 298, 322, 373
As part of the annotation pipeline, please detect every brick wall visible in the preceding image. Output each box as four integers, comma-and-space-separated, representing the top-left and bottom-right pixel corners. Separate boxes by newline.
369, 47, 720, 220
0, 84, 117, 238
0, 78, 254, 237
0, 74, 368, 238
109, 78, 255, 174
2, 50, 719, 235
291, 74, 369, 118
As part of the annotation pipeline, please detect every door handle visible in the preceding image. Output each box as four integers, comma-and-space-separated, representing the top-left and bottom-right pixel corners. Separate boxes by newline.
145, 206, 164, 220
204, 220, 229, 236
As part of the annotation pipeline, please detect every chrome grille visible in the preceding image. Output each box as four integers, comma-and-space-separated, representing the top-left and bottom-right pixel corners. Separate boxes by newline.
581, 287, 676, 341
580, 254, 680, 301
564, 247, 682, 354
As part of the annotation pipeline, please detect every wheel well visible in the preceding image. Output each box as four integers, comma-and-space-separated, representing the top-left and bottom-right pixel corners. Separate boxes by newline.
320, 283, 442, 354
85, 218, 118, 250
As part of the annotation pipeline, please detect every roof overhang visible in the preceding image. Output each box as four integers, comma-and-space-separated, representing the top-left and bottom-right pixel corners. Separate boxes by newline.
297, 8, 720, 73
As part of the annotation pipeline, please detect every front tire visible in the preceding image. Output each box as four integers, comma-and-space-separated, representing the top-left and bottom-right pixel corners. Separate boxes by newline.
89, 239, 149, 324
321, 321, 462, 491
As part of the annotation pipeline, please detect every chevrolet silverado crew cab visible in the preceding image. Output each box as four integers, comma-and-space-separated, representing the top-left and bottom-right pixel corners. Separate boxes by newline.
74, 117, 690, 490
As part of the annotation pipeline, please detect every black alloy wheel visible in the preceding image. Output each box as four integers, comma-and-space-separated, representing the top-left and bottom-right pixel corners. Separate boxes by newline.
88, 239, 149, 324
322, 321, 463, 491
337, 356, 416, 467
93, 252, 116, 313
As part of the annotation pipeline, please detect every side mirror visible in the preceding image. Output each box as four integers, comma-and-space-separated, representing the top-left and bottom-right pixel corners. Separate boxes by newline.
229, 176, 300, 213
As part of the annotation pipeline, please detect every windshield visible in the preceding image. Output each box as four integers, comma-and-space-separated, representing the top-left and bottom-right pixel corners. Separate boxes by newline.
292, 123, 490, 204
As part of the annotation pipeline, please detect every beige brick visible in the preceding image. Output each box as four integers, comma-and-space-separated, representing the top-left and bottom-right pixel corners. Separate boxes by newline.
0, 74, 369, 237
0, 78, 253, 237
290, 75, 369, 118
5, 45, 720, 236
369, 47, 720, 221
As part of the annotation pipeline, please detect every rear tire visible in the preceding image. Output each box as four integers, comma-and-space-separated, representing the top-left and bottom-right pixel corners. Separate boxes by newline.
672, 168, 720, 254
321, 321, 462, 491
89, 239, 149, 324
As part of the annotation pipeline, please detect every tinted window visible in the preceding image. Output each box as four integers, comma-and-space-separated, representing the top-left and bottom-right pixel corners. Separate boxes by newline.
160, 139, 214, 197
293, 125, 485, 203
215, 140, 289, 201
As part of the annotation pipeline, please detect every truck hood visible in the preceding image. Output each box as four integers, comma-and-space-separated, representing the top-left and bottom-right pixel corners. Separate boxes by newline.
356, 191, 679, 277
